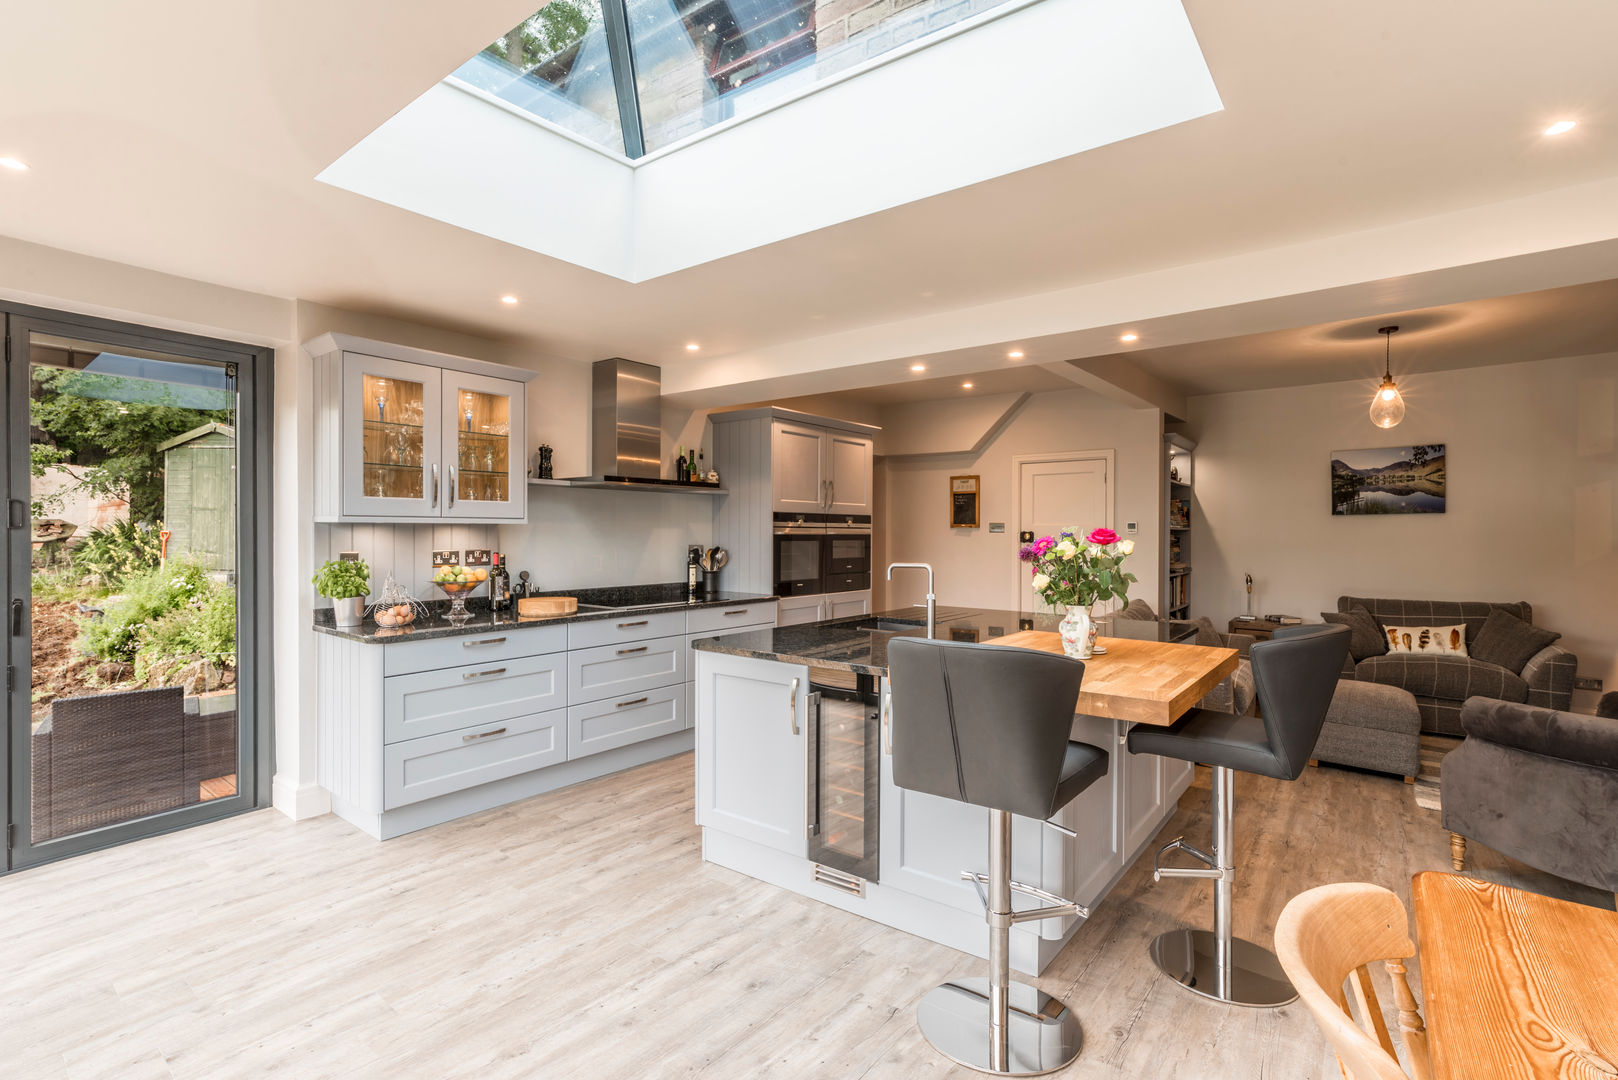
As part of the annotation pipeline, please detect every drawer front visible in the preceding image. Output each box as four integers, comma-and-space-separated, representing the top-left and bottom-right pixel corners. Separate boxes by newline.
384, 709, 567, 809
686, 601, 778, 635
568, 635, 685, 705
383, 625, 567, 677
566, 610, 687, 651
383, 652, 567, 744
568, 685, 684, 760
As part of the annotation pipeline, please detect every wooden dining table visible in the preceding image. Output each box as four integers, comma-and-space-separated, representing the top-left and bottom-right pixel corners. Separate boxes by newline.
1411, 871, 1618, 1079
980, 630, 1238, 726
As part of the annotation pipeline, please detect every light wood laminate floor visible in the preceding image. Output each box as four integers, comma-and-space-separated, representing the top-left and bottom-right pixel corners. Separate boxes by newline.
4, 755, 1609, 1080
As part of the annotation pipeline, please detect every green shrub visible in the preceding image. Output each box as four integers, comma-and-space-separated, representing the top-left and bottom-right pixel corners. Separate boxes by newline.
137, 587, 235, 681
80, 561, 211, 664
74, 519, 163, 586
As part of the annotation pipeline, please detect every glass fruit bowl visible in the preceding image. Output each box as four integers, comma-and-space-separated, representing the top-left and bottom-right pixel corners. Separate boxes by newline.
431, 566, 486, 623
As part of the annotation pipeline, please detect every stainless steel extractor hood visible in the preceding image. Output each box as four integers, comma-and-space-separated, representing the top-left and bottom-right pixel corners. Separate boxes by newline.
565, 358, 668, 487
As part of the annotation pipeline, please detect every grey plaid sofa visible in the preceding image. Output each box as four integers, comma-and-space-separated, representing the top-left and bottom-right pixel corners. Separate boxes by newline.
1337, 596, 1577, 736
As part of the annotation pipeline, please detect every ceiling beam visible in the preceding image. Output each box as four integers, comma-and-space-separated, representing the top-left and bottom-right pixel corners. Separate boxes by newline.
1039, 357, 1188, 420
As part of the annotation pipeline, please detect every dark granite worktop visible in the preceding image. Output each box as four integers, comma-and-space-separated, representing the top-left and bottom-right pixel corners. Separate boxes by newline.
692, 607, 1199, 676
313, 583, 778, 644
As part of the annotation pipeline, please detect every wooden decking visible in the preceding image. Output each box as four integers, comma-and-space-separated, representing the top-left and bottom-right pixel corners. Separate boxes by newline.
1, 753, 1608, 1079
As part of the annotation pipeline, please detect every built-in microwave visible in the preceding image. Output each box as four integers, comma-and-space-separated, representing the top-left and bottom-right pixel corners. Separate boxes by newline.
823, 516, 872, 579
773, 514, 826, 596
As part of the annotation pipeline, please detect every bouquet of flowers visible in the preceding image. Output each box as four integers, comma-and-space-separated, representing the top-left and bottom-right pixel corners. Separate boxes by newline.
1018, 527, 1138, 610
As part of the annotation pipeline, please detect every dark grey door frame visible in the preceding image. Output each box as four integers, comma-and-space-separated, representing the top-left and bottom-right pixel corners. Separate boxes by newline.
3, 301, 274, 872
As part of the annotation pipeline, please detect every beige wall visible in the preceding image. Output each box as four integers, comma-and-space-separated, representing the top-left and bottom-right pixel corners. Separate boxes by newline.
878, 388, 1163, 614
1185, 353, 1618, 712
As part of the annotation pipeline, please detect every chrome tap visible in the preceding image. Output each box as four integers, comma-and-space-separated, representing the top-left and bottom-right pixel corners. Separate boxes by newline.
887, 562, 935, 639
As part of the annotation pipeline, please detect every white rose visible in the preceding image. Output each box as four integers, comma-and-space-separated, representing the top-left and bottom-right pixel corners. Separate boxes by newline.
1116, 539, 1135, 555
1031, 572, 1051, 591
1054, 540, 1077, 558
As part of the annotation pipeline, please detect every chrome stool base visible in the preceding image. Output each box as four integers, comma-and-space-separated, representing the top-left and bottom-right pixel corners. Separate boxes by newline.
1148, 928, 1297, 1007
917, 977, 1082, 1076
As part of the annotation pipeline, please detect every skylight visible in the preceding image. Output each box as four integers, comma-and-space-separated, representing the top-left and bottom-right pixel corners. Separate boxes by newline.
455, 0, 1027, 158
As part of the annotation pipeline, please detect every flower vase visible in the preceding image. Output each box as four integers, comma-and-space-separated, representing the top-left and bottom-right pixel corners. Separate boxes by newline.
1058, 606, 1093, 659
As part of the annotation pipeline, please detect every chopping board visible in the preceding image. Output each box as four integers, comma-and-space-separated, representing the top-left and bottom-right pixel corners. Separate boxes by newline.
981, 631, 1238, 727
518, 596, 578, 617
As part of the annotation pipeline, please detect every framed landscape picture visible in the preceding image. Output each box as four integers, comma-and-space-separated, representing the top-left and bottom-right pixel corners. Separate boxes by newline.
1330, 444, 1446, 515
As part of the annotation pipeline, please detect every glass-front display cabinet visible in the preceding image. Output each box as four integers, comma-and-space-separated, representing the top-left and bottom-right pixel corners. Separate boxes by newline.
310, 335, 531, 523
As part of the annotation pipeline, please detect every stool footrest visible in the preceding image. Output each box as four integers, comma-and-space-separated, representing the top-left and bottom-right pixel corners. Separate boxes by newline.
960, 870, 1090, 920
1153, 835, 1226, 883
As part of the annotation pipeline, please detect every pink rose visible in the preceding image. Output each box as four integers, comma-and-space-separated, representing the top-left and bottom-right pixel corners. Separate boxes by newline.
1086, 528, 1119, 546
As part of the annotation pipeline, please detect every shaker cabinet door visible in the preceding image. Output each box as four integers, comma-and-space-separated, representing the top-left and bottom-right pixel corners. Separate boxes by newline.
695, 652, 808, 855
825, 433, 873, 515
771, 421, 828, 513
440, 370, 526, 521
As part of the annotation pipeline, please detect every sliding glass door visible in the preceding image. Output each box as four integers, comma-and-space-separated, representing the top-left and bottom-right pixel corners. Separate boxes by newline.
4, 305, 270, 871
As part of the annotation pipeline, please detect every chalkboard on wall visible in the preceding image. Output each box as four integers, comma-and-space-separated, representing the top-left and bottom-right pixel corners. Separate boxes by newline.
950, 475, 980, 529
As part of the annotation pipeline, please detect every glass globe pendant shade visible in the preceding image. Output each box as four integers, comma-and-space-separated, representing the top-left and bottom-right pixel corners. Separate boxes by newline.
1369, 376, 1405, 428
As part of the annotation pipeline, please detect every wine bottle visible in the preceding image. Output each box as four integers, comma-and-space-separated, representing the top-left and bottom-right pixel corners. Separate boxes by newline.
676, 447, 687, 483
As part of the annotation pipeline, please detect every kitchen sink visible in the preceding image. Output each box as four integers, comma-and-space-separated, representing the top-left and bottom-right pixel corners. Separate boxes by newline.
855, 618, 926, 633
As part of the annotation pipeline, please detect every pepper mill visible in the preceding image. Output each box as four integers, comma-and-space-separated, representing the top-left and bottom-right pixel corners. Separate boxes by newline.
534, 444, 554, 480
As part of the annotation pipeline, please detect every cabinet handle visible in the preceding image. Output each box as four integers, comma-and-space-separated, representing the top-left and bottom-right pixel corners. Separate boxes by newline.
463, 637, 507, 647
882, 685, 893, 756
431, 463, 439, 507
828, 479, 835, 507
615, 696, 649, 709
616, 646, 648, 656
723, 609, 751, 616
463, 667, 507, 681
616, 620, 649, 629
449, 466, 457, 508
462, 727, 508, 742
788, 677, 800, 735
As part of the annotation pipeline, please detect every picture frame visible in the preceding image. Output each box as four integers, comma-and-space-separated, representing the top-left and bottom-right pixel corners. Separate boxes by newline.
950, 475, 980, 528
1330, 444, 1446, 516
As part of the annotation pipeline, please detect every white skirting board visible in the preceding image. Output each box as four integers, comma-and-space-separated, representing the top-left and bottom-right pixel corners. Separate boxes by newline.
329, 730, 694, 840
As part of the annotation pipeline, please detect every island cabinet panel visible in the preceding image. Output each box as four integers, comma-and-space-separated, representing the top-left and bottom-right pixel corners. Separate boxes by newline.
569, 685, 683, 760
695, 652, 809, 855
384, 709, 567, 808
383, 653, 567, 744
568, 636, 685, 705
1122, 742, 1170, 858
1061, 713, 1125, 911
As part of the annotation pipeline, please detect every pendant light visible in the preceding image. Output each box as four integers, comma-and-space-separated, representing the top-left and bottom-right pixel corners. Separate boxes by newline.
1370, 325, 1405, 429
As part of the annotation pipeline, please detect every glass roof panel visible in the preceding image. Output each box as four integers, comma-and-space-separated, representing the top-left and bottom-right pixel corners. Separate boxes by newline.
452, 2, 626, 155
626, 0, 1020, 153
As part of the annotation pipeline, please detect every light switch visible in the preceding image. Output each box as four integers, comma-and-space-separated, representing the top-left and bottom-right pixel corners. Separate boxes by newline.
988, 522, 1005, 533
1125, 522, 1138, 534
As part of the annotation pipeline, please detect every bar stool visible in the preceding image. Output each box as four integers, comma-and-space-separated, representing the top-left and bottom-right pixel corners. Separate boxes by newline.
887, 637, 1110, 1076
1125, 623, 1350, 1007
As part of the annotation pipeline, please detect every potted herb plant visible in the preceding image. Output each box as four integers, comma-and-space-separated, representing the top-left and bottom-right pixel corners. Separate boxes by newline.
313, 558, 371, 627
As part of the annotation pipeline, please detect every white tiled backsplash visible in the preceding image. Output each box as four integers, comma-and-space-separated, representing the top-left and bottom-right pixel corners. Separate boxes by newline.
313, 523, 498, 607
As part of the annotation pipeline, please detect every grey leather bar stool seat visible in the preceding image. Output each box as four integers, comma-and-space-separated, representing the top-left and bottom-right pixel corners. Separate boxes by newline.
888, 637, 1109, 1076
1126, 623, 1350, 1007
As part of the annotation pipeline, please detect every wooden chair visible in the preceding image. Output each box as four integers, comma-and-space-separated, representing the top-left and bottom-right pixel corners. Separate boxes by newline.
1274, 883, 1432, 1080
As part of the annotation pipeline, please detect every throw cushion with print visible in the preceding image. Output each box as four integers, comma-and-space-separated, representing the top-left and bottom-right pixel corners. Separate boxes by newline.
1382, 623, 1468, 657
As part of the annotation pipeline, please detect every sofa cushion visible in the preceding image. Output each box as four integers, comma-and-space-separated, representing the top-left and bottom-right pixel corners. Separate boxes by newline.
1338, 596, 1531, 645
1354, 653, 1527, 704
1320, 606, 1386, 661
1380, 623, 1468, 657
1470, 608, 1561, 675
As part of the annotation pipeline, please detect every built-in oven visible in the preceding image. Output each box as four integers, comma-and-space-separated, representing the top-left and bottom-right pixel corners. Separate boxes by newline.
822, 515, 872, 593
773, 513, 826, 596
806, 666, 881, 884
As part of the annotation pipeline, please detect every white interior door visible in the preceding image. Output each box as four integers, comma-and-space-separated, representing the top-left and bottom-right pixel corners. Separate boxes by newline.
1016, 454, 1111, 614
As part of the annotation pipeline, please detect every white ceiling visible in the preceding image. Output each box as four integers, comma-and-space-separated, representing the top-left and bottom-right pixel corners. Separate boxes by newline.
2, 1, 1617, 397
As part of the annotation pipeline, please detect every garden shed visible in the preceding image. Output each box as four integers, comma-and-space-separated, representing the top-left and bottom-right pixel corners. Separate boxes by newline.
159, 423, 235, 572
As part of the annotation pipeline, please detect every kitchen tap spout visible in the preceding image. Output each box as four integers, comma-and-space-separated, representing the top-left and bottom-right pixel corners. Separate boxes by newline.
886, 562, 935, 639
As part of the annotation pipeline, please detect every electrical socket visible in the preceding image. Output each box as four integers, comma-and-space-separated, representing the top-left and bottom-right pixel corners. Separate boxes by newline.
1574, 676, 1603, 692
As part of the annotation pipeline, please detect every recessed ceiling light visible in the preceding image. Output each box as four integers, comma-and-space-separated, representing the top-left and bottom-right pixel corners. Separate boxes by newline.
1007, 350, 1024, 360
910, 363, 926, 373
500, 295, 518, 305
1544, 120, 1577, 136
1120, 332, 1139, 343
0, 156, 28, 172
685, 342, 700, 352
961, 382, 974, 389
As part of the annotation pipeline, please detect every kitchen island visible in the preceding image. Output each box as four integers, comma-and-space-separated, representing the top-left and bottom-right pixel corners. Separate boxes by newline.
691, 607, 1206, 976
312, 585, 776, 838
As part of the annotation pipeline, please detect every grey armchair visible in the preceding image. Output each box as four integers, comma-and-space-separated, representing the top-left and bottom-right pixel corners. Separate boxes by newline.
1442, 696, 1618, 893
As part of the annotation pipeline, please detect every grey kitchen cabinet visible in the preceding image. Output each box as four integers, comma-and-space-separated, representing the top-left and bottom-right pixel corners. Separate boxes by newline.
777, 591, 870, 626
317, 601, 776, 840
769, 419, 874, 515
695, 651, 809, 855
306, 332, 533, 524
825, 430, 873, 515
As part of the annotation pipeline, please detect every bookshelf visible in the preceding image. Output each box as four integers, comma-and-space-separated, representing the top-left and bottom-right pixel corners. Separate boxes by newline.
1165, 434, 1195, 619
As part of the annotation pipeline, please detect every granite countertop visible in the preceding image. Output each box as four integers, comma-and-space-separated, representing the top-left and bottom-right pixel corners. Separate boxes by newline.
692, 607, 1199, 676
313, 584, 778, 644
